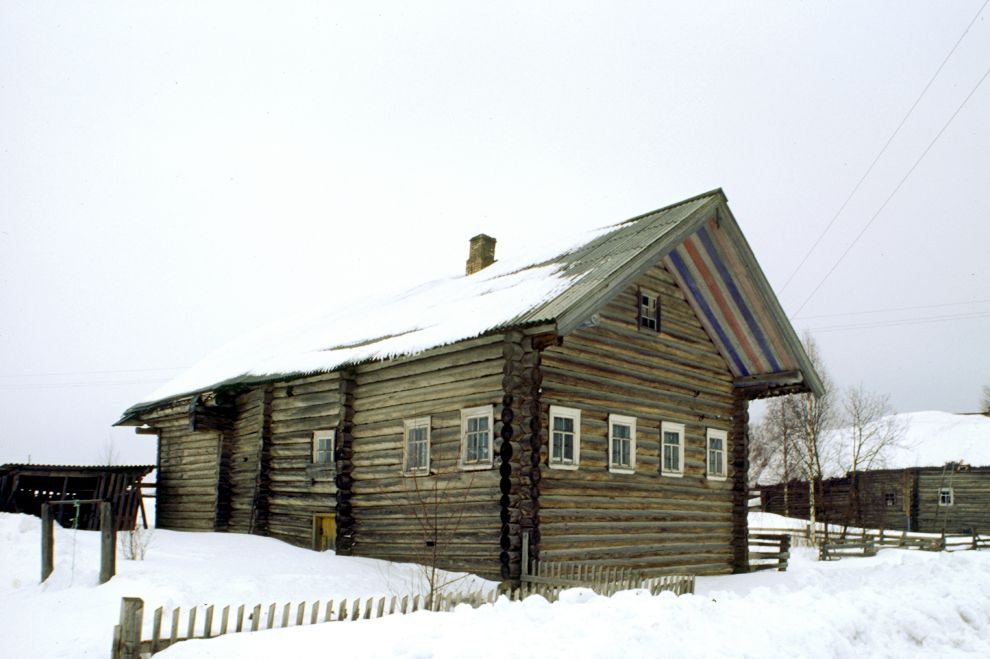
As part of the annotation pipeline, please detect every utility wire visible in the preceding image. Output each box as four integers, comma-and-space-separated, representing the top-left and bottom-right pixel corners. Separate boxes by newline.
809, 310, 990, 333
795, 297, 990, 320
780, 0, 989, 293
0, 366, 187, 379
792, 62, 990, 317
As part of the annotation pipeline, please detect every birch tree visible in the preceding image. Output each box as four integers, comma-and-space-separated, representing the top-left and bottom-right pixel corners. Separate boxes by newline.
982, 385, 990, 414
840, 385, 903, 475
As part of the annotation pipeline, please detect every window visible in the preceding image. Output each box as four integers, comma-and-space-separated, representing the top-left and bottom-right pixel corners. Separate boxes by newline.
639, 288, 660, 331
549, 406, 581, 469
460, 406, 494, 470
312, 430, 335, 466
884, 493, 897, 507
608, 414, 636, 473
938, 487, 954, 506
403, 417, 431, 475
660, 421, 685, 477
706, 428, 727, 480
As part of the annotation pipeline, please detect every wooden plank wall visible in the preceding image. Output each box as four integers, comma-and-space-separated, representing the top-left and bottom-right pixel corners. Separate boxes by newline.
144, 400, 221, 531
224, 388, 267, 533
917, 468, 990, 534
265, 373, 341, 546
539, 263, 736, 576
348, 334, 506, 578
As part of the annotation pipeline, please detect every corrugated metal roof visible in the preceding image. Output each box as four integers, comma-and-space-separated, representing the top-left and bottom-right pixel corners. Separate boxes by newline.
119, 188, 822, 421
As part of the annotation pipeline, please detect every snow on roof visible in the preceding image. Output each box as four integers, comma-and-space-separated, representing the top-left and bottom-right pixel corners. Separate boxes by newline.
881, 411, 990, 469
131, 224, 613, 409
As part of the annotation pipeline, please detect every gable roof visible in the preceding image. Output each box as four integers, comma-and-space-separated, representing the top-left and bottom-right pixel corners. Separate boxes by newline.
118, 188, 822, 424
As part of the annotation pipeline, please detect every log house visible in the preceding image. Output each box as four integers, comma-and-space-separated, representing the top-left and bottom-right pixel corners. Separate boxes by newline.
117, 189, 822, 578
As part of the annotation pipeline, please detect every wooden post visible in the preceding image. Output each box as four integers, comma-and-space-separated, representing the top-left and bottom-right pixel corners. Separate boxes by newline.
100, 502, 116, 584
521, 531, 530, 578
41, 503, 54, 582
119, 597, 144, 659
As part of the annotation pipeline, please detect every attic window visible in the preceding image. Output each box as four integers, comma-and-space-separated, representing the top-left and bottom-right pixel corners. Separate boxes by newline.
639, 289, 660, 331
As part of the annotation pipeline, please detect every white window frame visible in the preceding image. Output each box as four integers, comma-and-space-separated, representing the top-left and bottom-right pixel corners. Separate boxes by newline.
548, 405, 581, 470
403, 417, 431, 475
460, 405, 495, 470
938, 487, 954, 507
312, 429, 335, 466
660, 421, 685, 478
706, 428, 727, 481
608, 414, 636, 474
639, 288, 660, 332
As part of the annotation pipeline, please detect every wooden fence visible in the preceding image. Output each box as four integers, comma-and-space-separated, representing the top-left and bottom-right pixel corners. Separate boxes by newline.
112, 561, 696, 658
520, 559, 695, 598
748, 533, 791, 571
750, 524, 990, 557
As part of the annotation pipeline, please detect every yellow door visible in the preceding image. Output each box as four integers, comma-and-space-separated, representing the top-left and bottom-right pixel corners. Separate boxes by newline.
314, 514, 336, 551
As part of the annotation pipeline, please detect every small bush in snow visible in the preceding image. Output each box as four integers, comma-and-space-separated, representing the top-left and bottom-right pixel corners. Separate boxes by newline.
120, 527, 153, 560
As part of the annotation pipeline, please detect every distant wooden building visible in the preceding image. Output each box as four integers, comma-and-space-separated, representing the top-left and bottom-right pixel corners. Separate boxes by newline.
0, 463, 153, 531
759, 463, 990, 534
117, 189, 822, 579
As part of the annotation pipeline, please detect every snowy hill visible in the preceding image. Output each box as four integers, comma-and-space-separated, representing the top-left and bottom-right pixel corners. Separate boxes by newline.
874, 411, 990, 470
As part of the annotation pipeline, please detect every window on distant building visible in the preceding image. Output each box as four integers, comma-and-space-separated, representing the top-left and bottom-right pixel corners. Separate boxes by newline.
608, 414, 636, 474
706, 428, 727, 480
403, 417, 431, 475
312, 430, 335, 466
938, 487, 954, 506
661, 421, 685, 477
639, 288, 660, 331
460, 406, 494, 470
549, 406, 581, 469
884, 493, 896, 507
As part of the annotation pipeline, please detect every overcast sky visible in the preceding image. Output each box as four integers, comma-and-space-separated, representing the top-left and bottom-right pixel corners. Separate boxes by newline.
2, 1, 988, 466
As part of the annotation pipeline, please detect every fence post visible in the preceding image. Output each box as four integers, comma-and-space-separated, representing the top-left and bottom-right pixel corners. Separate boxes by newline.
522, 531, 530, 578
100, 502, 116, 584
119, 597, 144, 659
41, 503, 54, 583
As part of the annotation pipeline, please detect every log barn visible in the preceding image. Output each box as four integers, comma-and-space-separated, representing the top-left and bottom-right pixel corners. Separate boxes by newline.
117, 189, 822, 578
759, 463, 990, 535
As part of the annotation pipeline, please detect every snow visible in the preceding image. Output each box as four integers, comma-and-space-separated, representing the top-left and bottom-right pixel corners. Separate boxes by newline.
881, 411, 990, 469
3, 511, 990, 658
135, 224, 612, 408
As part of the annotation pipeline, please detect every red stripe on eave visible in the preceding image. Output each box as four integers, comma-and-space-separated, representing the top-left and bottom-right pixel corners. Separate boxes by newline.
681, 237, 765, 372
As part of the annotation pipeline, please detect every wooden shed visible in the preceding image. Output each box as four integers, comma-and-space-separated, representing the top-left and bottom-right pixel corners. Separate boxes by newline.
117, 189, 821, 578
0, 463, 153, 531
759, 463, 990, 535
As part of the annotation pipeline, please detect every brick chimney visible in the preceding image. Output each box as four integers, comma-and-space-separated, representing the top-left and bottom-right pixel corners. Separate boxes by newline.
465, 234, 496, 275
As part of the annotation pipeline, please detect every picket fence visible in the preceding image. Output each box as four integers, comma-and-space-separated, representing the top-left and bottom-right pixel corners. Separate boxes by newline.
112, 562, 696, 658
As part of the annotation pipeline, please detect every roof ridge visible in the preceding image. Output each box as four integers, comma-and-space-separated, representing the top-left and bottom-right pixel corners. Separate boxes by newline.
611, 187, 725, 228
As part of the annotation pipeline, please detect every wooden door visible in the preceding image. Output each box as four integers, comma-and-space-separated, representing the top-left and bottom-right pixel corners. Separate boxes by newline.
313, 513, 336, 551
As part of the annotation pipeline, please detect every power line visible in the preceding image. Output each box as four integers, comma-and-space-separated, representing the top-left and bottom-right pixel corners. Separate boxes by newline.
780, 0, 989, 293
0, 366, 188, 379
808, 310, 990, 333
792, 61, 990, 317
0, 379, 171, 391
795, 298, 990, 320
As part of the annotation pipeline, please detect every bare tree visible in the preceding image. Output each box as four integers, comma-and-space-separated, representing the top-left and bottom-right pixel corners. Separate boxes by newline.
981, 385, 990, 415
784, 334, 837, 543
98, 434, 120, 466
749, 397, 803, 516
839, 384, 903, 474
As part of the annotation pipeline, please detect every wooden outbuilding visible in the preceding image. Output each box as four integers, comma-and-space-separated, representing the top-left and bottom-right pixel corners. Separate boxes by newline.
117, 189, 821, 578
0, 463, 153, 531
759, 463, 990, 535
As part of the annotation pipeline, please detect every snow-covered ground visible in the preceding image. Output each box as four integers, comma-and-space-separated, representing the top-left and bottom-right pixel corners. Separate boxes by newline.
2, 512, 990, 658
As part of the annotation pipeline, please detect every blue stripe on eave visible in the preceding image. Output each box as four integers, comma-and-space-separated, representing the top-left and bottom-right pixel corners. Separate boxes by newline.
667, 249, 750, 376
696, 226, 782, 372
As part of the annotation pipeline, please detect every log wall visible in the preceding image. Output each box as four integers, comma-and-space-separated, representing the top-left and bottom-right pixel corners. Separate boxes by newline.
143, 400, 221, 531
348, 334, 506, 578
265, 373, 341, 546
538, 263, 737, 576
917, 467, 990, 534
223, 388, 267, 533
